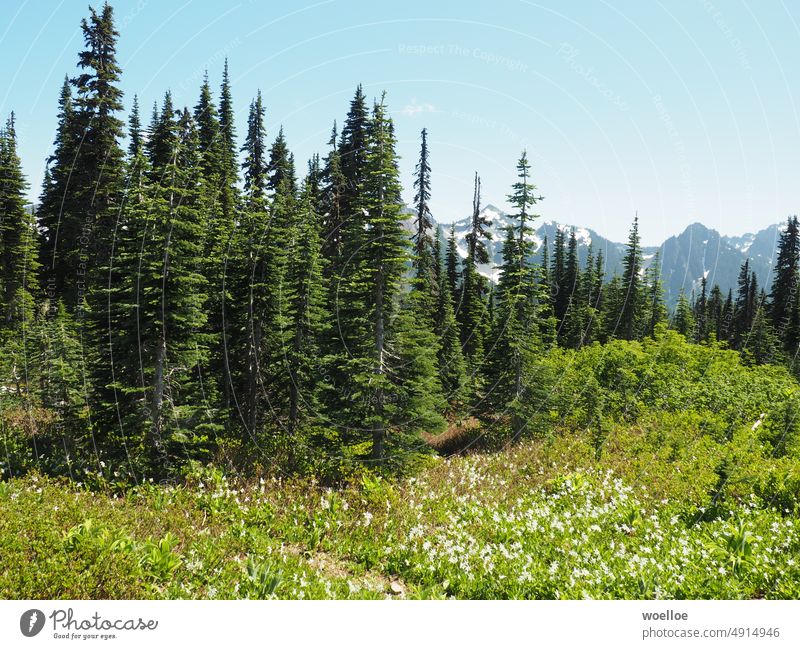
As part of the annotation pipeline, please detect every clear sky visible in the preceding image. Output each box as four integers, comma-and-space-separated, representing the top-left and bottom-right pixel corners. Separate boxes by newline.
1, 0, 799, 244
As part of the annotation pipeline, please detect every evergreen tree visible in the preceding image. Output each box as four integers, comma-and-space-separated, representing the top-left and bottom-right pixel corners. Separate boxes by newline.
445, 224, 460, 307
486, 152, 545, 435
722, 288, 735, 344
241, 91, 268, 206
619, 214, 642, 340
117, 98, 217, 474
267, 126, 297, 196
217, 58, 238, 221
320, 122, 346, 274
338, 85, 369, 217
434, 229, 467, 407
770, 216, 800, 353
411, 128, 437, 321
694, 276, 708, 342
643, 251, 666, 338
551, 227, 567, 327
39, 76, 79, 295
745, 302, 782, 366
282, 182, 330, 442
72, 2, 126, 270
0, 115, 40, 329
560, 228, 581, 347
707, 283, 724, 341
337, 95, 442, 462
128, 94, 143, 158
733, 260, 754, 347
458, 173, 491, 367
193, 71, 222, 185
673, 288, 695, 337
0, 116, 43, 476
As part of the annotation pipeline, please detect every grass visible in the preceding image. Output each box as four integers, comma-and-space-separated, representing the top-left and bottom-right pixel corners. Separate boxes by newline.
2, 426, 799, 600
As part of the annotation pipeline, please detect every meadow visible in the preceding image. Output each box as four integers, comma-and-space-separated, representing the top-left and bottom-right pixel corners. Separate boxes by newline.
3, 331, 799, 600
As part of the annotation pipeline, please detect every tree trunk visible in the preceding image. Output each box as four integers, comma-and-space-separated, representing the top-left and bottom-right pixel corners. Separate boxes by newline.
371, 264, 386, 462
150, 335, 166, 456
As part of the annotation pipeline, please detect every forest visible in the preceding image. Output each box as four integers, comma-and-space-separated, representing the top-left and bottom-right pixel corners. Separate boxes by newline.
1, 3, 800, 600
2, 2, 797, 484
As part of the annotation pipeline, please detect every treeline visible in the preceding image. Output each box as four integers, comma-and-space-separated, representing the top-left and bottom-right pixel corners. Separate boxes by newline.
0, 4, 797, 483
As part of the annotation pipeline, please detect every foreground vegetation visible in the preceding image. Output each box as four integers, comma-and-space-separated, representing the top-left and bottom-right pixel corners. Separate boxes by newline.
3, 331, 800, 600
2, 438, 798, 600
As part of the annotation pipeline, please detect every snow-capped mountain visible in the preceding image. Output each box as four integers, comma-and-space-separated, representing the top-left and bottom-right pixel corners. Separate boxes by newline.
443, 204, 626, 283
428, 204, 785, 307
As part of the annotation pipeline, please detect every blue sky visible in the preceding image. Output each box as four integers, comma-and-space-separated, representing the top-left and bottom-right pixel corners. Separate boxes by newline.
1, 0, 799, 244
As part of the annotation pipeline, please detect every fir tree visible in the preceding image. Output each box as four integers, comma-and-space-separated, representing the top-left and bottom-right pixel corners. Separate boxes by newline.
770, 216, 800, 353
282, 181, 330, 442
642, 251, 666, 338
0, 114, 40, 329
267, 126, 297, 196
733, 260, 754, 347
193, 71, 222, 185
551, 227, 567, 327
338, 85, 369, 216
39, 76, 79, 294
241, 91, 268, 207
707, 284, 724, 341
458, 173, 491, 367
560, 228, 581, 347
445, 224, 460, 307
486, 152, 545, 435
619, 214, 642, 340
434, 229, 467, 407
693, 277, 708, 342
673, 288, 695, 337
320, 122, 346, 274
411, 128, 437, 321
121, 98, 217, 474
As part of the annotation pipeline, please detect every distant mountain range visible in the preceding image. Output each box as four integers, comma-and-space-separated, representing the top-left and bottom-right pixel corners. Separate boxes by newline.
422, 204, 785, 307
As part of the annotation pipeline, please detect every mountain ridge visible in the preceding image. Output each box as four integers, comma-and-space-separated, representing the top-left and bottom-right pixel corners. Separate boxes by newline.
425, 204, 784, 307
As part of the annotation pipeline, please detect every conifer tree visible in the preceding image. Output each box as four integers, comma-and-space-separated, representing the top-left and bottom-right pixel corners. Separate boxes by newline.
722, 288, 735, 344
707, 283, 724, 341
411, 128, 437, 320
117, 97, 217, 474
745, 301, 782, 366
733, 260, 754, 347
445, 224, 460, 307
228, 93, 273, 439
0, 115, 40, 329
539, 235, 550, 287
770, 216, 800, 353
338, 85, 369, 216
193, 71, 222, 186
486, 152, 545, 435
217, 58, 238, 221
320, 122, 346, 274
241, 91, 267, 206
39, 76, 79, 294
642, 251, 666, 338
551, 227, 567, 327
673, 288, 694, 337
434, 229, 467, 407
560, 228, 581, 347
458, 173, 491, 367
282, 181, 330, 442
267, 126, 297, 196
694, 276, 709, 342
337, 95, 443, 462
72, 3, 126, 271
619, 214, 642, 340
0, 116, 43, 474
